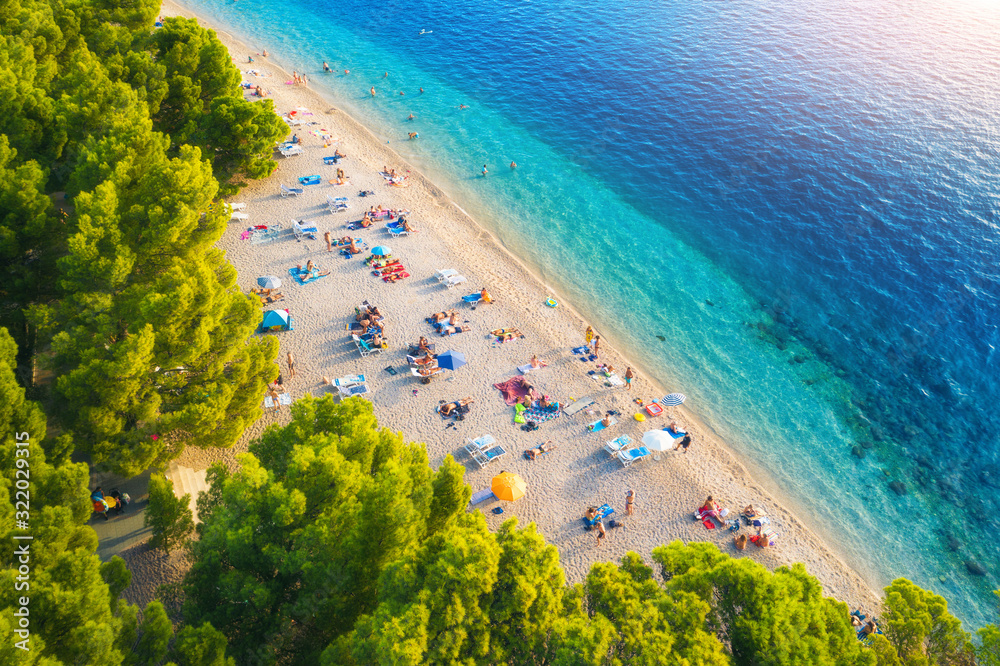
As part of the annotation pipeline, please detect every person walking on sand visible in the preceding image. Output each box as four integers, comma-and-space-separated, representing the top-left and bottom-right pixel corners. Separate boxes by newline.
287, 352, 296, 379
585, 325, 594, 346
593, 335, 601, 358
596, 520, 606, 547
625, 366, 634, 390
675, 434, 692, 453
625, 489, 635, 516
324, 230, 332, 252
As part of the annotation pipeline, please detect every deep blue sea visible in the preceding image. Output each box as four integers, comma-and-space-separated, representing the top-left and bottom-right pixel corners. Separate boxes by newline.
179, 0, 1000, 625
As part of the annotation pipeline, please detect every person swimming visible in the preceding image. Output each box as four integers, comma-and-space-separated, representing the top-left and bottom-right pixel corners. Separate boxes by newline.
510, 161, 517, 168
323, 61, 331, 72
407, 113, 415, 120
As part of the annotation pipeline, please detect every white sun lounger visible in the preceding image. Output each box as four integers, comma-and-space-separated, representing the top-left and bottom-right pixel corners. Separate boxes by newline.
333, 375, 366, 387
463, 434, 496, 458
279, 145, 304, 157
230, 211, 249, 221
228, 202, 246, 211
281, 184, 304, 197
435, 269, 459, 282
617, 446, 651, 467
603, 435, 632, 457
442, 274, 467, 289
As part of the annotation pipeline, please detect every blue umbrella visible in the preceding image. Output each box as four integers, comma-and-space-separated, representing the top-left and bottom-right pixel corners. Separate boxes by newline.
257, 275, 282, 289
371, 245, 392, 256
661, 393, 686, 406
437, 350, 467, 371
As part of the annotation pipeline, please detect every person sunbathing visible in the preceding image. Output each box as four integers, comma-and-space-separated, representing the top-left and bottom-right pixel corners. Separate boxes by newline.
735, 534, 748, 551
600, 415, 612, 429
261, 292, 284, 304
538, 395, 552, 409
525, 440, 556, 461
402, 217, 418, 233
334, 148, 345, 159
428, 310, 454, 322
365, 304, 382, 318
417, 365, 440, 377
358, 215, 372, 228
306, 260, 316, 273
440, 324, 470, 336
521, 394, 533, 409
530, 355, 548, 368
480, 287, 493, 304
752, 526, 773, 548
743, 504, 762, 519
666, 421, 685, 435
440, 397, 473, 417
368, 332, 382, 347
418, 336, 432, 353
448, 311, 459, 325
339, 236, 361, 254
700, 496, 726, 526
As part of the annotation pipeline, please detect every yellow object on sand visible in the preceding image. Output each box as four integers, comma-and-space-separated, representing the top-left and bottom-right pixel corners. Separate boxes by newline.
492, 472, 527, 502
634, 413, 646, 422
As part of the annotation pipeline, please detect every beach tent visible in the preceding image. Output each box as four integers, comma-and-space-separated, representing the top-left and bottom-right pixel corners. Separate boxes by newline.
260, 309, 293, 332
491, 472, 527, 502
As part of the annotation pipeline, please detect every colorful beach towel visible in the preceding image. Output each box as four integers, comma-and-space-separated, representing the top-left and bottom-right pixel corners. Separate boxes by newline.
524, 407, 561, 424
493, 376, 529, 406
288, 267, 329, 285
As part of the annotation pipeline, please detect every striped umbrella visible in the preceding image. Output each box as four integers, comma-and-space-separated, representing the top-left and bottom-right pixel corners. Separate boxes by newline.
257, 276, 282, 289
661, 393, 686, 406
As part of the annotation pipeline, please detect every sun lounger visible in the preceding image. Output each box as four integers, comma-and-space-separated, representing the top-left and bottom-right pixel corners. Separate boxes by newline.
387, 226, 409, 238
351, 334, 381, 357
299, 175, 321, 186
617, 446, 651, 467
229, 202, 246, 211
442, 274, 467, 289
292, 220, 318, 241
230, 211, 249, 222
603, 435, 632, 456
333, 374, 366, 387
280, 184, 304, 197
279, 145, 304, 157
587, 417, 617, 433
473, 444, 507, 468
463, 434, 497, 458
469, 488, 495, 506
462, 293, 482, 305
563, 398, 595, 416
411, 366, 442, 382
323, 155, 343, 165
327, 195, 349, 213
337, 384, 370, 398
283, 116, 304, 126
435, 269, 459, 282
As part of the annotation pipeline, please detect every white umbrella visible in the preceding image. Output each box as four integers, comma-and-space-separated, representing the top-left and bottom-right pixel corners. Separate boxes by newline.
642, 430, 675, 452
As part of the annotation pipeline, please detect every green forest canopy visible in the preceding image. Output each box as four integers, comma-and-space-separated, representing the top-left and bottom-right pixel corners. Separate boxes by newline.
0, 0, 998, 663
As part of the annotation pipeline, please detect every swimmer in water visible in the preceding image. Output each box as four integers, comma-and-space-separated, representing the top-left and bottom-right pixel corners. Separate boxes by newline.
419, 87, 424, 93
482, 164, 488, 176
408, 132, 418, 139
384, 71, 388, 78
323, 61, 330, 72
407, 114, 415, 120
344, 69, 350, 74
510, 161, 517, 169
262, 49, 268, 57
399, 91, 405, 95
459, 104, 468, 109
370, 86, 376, 97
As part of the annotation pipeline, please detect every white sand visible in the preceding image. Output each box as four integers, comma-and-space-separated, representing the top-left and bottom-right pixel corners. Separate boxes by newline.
154, 0, 882, 613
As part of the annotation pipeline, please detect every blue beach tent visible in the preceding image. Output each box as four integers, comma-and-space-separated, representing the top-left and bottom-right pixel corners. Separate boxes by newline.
261, 309, 293, 332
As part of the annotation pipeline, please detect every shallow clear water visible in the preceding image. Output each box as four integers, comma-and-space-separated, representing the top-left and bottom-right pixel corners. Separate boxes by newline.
183, 0, 1000, 625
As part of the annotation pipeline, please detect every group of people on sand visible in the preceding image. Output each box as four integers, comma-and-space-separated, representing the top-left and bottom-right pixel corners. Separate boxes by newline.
291, 70, 308, 86
324, 231, 360, 254
355, 303, 385, 347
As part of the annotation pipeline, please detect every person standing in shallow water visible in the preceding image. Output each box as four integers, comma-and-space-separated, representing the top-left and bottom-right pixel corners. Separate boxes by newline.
482, 164, 488, 176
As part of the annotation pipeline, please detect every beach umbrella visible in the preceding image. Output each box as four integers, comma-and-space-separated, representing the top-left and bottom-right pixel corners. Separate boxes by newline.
491, 472, 527, 502
371, 245, 392, 256
437, 350, 467, 371
661, 393, 686, 406
642, 430, 675, 452
257, 276, 282, 289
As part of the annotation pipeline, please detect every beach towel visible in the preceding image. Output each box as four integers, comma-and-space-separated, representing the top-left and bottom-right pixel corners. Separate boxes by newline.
469, 489, 495, 506
493, 376, 529, 406
563, 398, 595, 416
523, 408, 561, 424
492, 327, 524, 342
662, 427, 687, 439
517, 364, 533, 375
288, 267, 328, 285
587, 417, 617, 432
571, 346, 589, 355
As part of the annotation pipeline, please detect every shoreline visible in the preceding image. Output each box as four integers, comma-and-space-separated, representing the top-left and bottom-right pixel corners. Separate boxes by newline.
156, 0, 884, 614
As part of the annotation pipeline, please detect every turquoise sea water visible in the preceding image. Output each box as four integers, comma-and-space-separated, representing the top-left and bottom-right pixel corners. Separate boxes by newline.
180, 0, 1000, 625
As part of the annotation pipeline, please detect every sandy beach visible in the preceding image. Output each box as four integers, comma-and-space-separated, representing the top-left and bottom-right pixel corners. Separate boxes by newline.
126, 0, 884, 615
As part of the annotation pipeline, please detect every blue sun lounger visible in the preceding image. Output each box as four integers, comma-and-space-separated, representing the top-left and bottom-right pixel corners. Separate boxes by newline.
462, 293, 482, 305
617, 446, 651, 467
473, 445, 507, 468
299, 175, 321, 185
